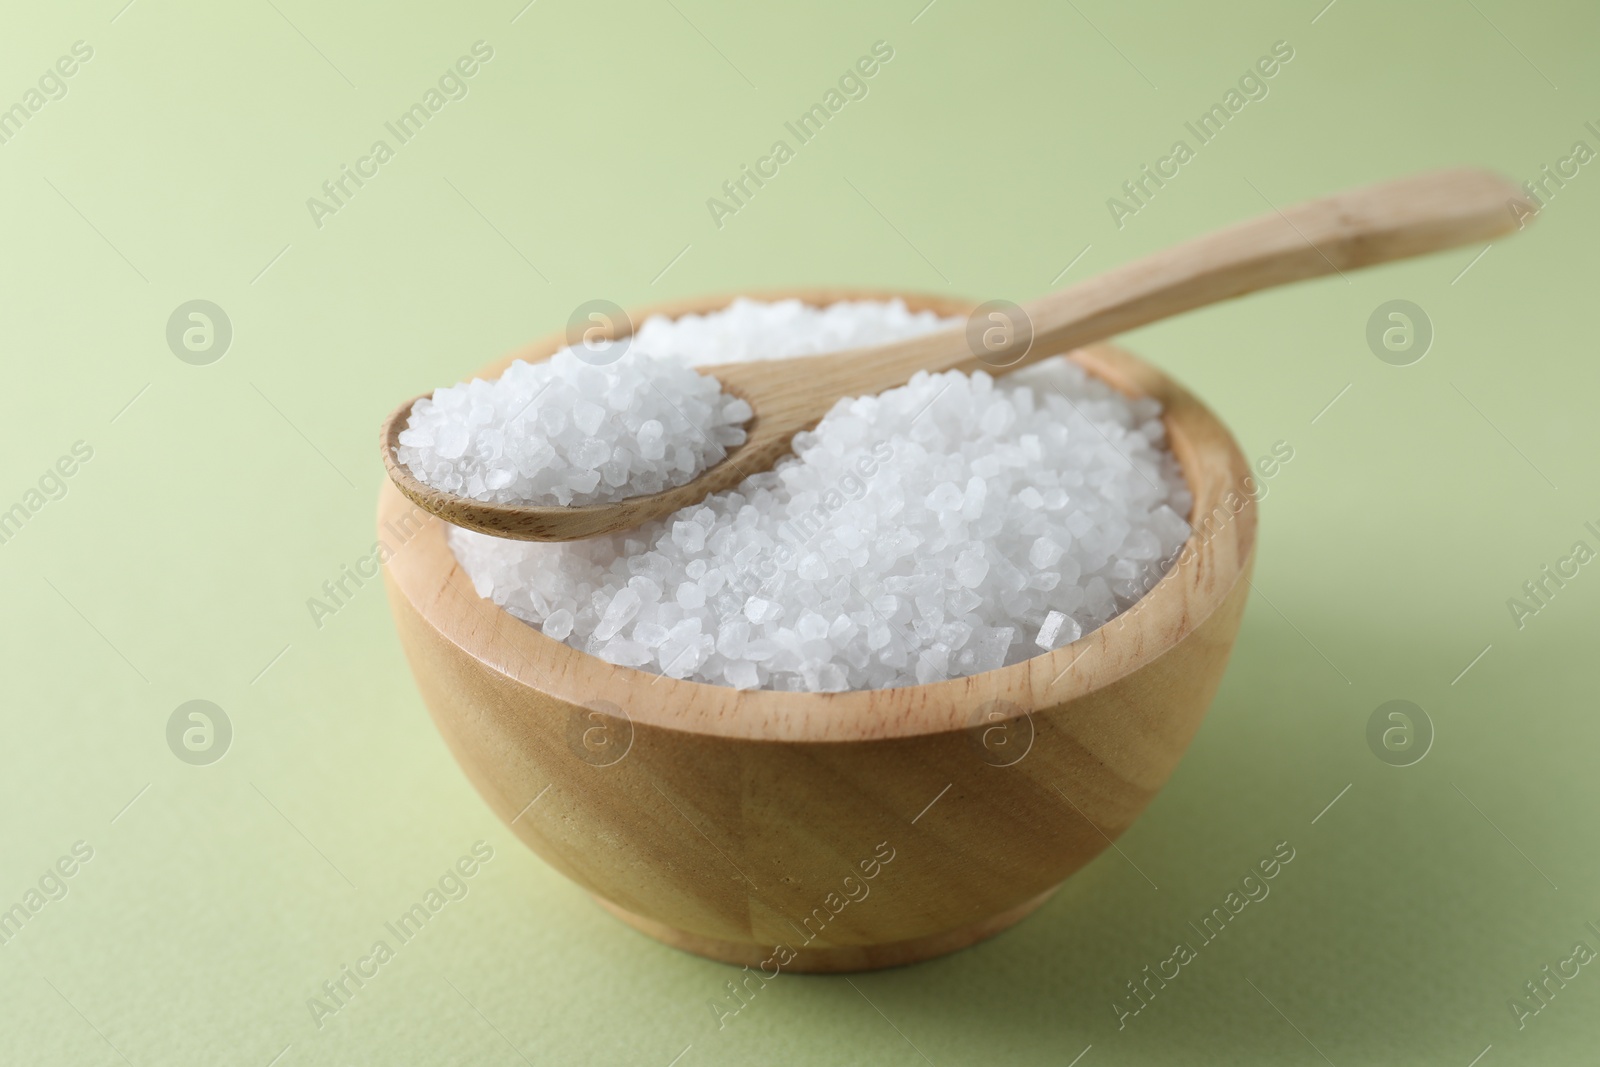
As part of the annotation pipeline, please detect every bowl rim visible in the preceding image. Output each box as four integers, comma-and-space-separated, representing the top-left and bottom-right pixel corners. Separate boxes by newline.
378, 288, 1257, 744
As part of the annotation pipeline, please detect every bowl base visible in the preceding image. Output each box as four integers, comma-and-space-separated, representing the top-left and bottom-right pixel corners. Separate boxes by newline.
591, 887, 1060, 973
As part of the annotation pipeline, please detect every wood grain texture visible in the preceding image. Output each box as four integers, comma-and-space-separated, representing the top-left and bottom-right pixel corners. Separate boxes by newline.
379, 289, 1258, 971
380, 168, 1522, 541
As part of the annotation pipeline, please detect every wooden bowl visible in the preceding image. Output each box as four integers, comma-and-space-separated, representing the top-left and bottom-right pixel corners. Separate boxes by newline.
379, 288, 1257, 972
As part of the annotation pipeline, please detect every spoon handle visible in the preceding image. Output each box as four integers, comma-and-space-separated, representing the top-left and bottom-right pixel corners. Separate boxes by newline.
1010, 167, 1522, 364
750, 168, 1525, 402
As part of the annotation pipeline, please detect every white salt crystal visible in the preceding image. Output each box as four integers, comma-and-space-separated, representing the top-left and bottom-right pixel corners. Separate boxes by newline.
725, 660, 761, 689
1028, 536, 1063, 569
601, 639, 652, 666
444, 298, 1191, 692
397, 346, 751, 508
743, 638, 779, 661
744, 597, 782, 625
953, 547, 989, 589
1086, 577, 1115, 617
970, 627, 1015, 673
797, 611, 829, 642
632, 621, 670, 647
815, 663, 848, 691
671, 521, 706, 553
436, 423, 468, 459
566, 470, 601, 494
1035, 610, 1066, 650
1124, 527, 1162, 560
571, 438, 610, 469
541, 608, 574, 640
593, 587, 640, 642
925, 483, 963, 512
1034, 610, 1083, 651
637, 419, 667, 460
572, 401, 606, 436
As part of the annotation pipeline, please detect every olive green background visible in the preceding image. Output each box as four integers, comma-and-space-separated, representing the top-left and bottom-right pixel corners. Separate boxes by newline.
2, 0, 1597, 1063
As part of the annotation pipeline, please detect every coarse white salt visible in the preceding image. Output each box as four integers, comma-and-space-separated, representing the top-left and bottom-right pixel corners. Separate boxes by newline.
447, 298, 1193, 692
629, 296, 957, 366
1034, 609, 1082, 651
397, 347, 752, 507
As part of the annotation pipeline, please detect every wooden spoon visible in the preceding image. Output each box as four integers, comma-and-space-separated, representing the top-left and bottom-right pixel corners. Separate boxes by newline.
381, 167, 1525, 541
